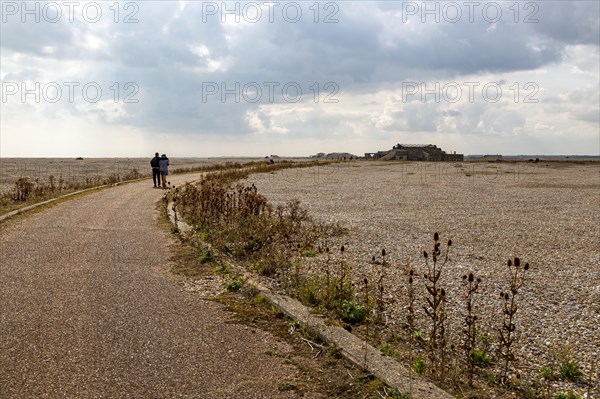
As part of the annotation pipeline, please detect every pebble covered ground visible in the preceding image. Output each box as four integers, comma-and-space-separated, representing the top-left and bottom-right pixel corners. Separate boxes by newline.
245, 160, 600, 396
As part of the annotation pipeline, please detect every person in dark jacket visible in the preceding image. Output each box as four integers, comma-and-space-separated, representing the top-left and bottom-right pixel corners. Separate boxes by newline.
150, 152, 161, 188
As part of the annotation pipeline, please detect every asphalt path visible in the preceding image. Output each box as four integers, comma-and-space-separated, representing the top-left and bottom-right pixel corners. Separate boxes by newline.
0, 175, 314, 399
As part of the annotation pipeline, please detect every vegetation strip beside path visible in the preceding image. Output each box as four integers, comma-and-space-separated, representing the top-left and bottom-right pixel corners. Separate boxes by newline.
0, 176, 148, 222
166, 205, 454, 399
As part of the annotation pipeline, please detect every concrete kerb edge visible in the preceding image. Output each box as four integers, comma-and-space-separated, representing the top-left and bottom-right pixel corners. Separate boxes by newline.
166, 201, 455, 399
0, 176, 149, 223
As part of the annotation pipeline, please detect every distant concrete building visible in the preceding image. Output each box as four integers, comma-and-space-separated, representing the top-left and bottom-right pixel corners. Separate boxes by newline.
365, 144, 463, 162
481, 154, 503, 160
311, 152, 357, 160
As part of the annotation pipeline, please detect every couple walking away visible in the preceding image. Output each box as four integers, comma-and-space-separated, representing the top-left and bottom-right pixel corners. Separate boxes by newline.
150, 153, 169, 188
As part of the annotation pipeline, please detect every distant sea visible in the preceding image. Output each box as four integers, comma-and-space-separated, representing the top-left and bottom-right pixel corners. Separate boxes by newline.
465, 155, 599, 159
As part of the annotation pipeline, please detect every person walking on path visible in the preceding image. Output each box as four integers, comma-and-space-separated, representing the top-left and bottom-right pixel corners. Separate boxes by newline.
159, 154, 169, 188
150, 152, 161, 188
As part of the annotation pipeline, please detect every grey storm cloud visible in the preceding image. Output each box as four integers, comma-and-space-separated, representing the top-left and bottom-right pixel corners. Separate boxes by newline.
532, 1, 600, 45
118, 1, 595, 134
443, 110, 462, 117
1, 0, 598, 148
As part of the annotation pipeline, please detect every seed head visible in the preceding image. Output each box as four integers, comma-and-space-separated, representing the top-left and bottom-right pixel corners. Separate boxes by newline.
363, 277, 368, 284
409, 269, 414, 276
381, 248, 386, 257
524, 263, 529, 271
468, 273, 474, 282
409, 276, 413, 284
514, 257, 520, 267
507, 259, 512, 267
447, 239, 452, 247
372, 256, 376, 262
423, 251, 428, 258
463, 275, 467, 280
340, 245, 345, 253
434, 232, 439, 241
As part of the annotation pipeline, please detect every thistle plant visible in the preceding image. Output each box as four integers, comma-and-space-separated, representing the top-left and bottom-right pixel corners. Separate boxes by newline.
377, 248, 387, 325
339, 245, 346, 296
406, 266, 416, 339
498, 257, 529, 382
324, 245, 331, 307
462, 271, 482, 386
422, 232, 451, 379
335, 244, 353, 304
363, 277, 370, 368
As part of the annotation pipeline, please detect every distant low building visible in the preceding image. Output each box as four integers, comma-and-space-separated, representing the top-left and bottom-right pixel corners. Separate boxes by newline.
481, 154, 502, 160
365, 144, 463, 162
311, 152, 357, 160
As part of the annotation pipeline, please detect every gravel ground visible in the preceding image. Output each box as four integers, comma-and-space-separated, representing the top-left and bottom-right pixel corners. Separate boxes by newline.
245, 160, 600, 395
0, 173, 330, 399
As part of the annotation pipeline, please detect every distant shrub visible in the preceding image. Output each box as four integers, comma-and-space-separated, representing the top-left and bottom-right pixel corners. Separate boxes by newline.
224, 276, 244, 292
559, 360, 582, 381
340, 300, 367, 324
12, 177, 34, 201
302, 249, 318, 257
412, 356, 427, 374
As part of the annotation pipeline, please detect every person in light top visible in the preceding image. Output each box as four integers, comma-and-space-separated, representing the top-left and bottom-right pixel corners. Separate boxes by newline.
158, 154, 169, 188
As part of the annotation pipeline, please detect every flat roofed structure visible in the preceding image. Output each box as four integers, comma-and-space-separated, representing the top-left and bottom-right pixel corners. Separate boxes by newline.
365, 144, 463, 162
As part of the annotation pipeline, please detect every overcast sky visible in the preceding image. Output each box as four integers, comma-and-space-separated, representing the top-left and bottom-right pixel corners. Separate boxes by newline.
1, 0, 598, 157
